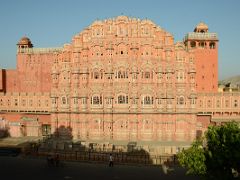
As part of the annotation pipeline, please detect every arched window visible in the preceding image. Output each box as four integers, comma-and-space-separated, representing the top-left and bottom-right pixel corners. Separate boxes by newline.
234, 100, 238, 107
190, 41, 196, 48
199, 42, 205, 48
144, 72, 151, 79
62, 97, 66, 105
118, 95, 128, 104
207, 100, 212, 108
93, 72, 99, 79
73, 98, 78, 105
116, 69, 128, 79
142, 71, 152, 79
177, 71, 185, 82
92, 69, 103, 79
216, 99, 221, 108
180, 97, 184, 105
209, 42, 215, 49
177, 96, 184, 105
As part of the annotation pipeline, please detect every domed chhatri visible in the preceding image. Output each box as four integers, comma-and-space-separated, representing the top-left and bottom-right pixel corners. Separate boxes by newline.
17, 36, 33, 48
194, 22, 208, 33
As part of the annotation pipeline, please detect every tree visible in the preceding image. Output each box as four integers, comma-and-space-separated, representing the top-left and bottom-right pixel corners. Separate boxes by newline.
177, 140, 206, 176
205, 122, 240, 179
177, 121, 240, 179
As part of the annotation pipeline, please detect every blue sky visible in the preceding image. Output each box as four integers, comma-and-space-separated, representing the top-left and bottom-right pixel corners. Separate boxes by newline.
0, 0, 239, 80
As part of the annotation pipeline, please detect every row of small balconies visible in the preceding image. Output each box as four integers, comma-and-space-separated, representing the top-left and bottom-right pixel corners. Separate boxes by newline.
51, 103, 197, 113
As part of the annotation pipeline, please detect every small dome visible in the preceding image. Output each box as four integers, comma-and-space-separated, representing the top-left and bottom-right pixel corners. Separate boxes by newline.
17, 36, 33, 47
196, 22, 208, 29
194, 22, 208, 32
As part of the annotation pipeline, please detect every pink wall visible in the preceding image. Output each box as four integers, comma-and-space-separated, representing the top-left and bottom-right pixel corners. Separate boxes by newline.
16, 53, 53, 92
195, 46, 218, 92
5, 70, 18, 92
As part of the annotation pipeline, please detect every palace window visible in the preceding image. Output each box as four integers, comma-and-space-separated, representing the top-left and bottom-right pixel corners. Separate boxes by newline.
73, 98, 78, 105
190, 41, 196, 48
144, 72, 150, 79
22, 99, 26, 106
94, 72, 100, 79
157, 73, 163, 79
92, 70, 103, 79
225, 100, 229, 108
189, 57, 193, 63
142, 71, 152, 79
199, 100, 203, 108
166, 73, 171, 80
199, 41, 205, 48
62, 97, 66, 105
29, 100, 32, 107
116, 70, 128, 79
190, 74, 194, 80
177, 71, 185, 82
14, 99, 18, 106
190, 98, 196, 105
177, 96, 184, 105
91, 95, 102, 105
216, 99, 221, 108
81, 98, 87, 105
142, 96, 154, 105
133, 73, 138, 79
209, 42, 215, 49
45, 100, 48, 106
234, 100, 238, 108
118, 95, 128, 104
106, 98, 113, 105
132, 98, 138, 104
52, 98, 56, 104
207, 100, 211, 108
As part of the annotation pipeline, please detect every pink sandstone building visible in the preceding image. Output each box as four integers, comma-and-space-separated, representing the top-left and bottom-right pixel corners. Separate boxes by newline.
0, 16, 239, 144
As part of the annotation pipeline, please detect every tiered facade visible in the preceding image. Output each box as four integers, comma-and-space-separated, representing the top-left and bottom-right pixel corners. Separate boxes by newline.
0, 16, 239, 143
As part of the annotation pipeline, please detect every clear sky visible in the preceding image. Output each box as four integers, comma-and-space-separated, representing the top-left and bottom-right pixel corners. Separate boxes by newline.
0, 0, 239, 80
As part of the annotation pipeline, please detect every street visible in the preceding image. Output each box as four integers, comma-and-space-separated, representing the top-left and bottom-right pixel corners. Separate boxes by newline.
0, 156, 200, 180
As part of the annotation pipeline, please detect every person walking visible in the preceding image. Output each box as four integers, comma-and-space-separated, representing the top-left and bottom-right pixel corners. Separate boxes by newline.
109, 153, 114, 167
55, 153, 60, 167
47, 154, 54, 167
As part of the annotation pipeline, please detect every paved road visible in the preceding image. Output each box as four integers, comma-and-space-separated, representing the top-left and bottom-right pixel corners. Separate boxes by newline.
0, 156, 200, 180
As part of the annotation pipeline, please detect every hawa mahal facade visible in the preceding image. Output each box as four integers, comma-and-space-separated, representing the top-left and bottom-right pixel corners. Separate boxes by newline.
0, 16, 240, 143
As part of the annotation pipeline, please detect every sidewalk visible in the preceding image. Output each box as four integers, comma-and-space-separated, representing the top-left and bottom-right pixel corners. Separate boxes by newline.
0, 136, 42, 147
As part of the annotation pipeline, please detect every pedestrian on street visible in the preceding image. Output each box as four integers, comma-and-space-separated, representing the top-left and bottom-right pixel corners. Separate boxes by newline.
109, 153, 114, 167
47, 154, 54, 167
